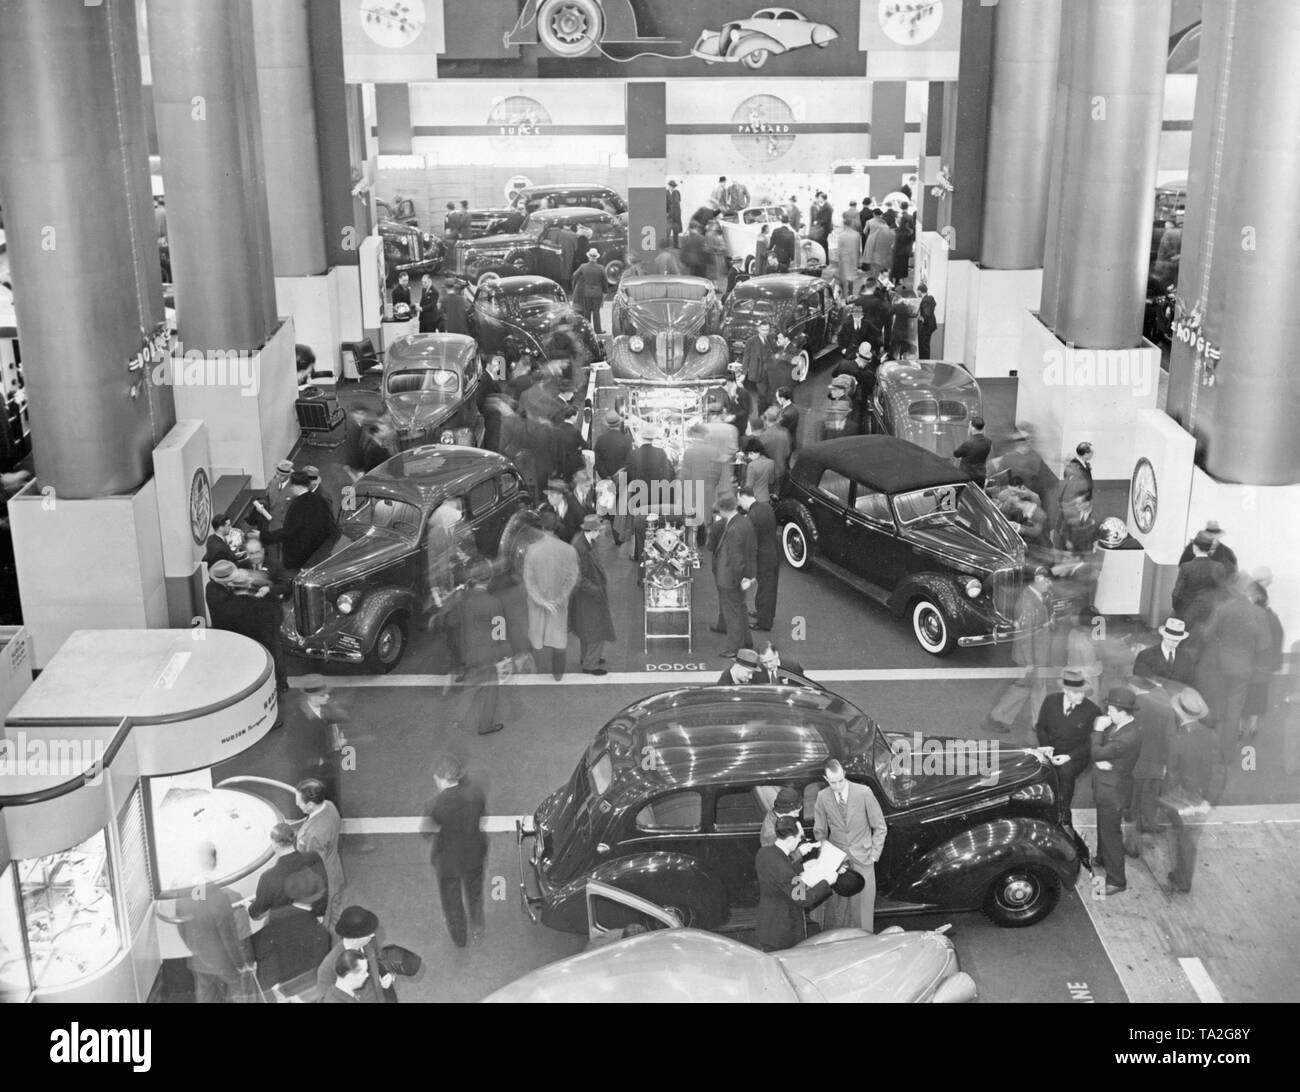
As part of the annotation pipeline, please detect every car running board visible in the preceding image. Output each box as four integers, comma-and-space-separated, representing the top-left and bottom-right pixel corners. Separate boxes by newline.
807, 555, 891, 608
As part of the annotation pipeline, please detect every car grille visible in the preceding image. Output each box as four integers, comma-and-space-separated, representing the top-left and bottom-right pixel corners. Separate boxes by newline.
989, 567, 1023, 623
293, 582, 327, 637
656, 332, 681, 376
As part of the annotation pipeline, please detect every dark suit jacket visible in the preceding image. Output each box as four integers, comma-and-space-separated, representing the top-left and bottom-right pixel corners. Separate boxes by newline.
1171, 556, 1226, 619
249, 850, 328, 920
755, 843, 829, 949
625, 443, 674, 491
711, 385, 752, 436
571, 533, 615, 643
770, 224, 797, 264
544, 494, 586, 544
449, 585, 507, 668
316, 939, 385, 1004
708, 513, 756, 589
176, 883, 249, 978
427, 781, 487, 877
1132, 641, 1197, 685
755, 662, 806, 684
263, 491, 336, 570
253, 905, 331, 988
1177, 539, 1238, 576
204, 534, 237, 568
746, 500, 779, 570
952, 433, 991, 481
1034, 693, 1101, 768
594, 427, 632, 479
1089, 718, 1141, 804
1199, 593, 1269, 678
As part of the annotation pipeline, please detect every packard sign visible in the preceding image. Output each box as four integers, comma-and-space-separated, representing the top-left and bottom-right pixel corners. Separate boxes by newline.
732, 94, 798, 162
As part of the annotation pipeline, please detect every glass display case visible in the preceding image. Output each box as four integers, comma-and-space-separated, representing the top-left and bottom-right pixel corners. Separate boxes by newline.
11, 830, 121, 991
147, 770, 280, 897
0, 861, 32, 1001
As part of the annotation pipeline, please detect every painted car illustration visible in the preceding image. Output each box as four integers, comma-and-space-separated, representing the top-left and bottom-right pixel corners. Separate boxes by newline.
692, 8, 839, 69
506, 0, 675, 59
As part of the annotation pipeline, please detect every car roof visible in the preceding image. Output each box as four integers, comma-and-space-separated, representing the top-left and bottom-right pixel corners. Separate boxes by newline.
524, 183, 616, 197
876, 360, 980, 397
485, 275, 565, 295
357, 446, 509, 508
791, 436, 968, 493
729, 273, 822, 300
624, 686, 863, 788
385, 333, 478, 369
528, 206, 613, 225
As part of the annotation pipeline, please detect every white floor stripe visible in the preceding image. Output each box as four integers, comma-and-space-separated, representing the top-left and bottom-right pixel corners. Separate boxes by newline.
1071, 803, 1300, 827
293, 666, 1028, 689
343, 816, 529, 835
1178, 957, 1225, 1004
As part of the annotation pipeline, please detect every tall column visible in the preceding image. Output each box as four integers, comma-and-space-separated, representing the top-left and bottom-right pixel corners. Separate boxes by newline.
147, 0, 277, 350
938, 0, 995, 261
626, 82, 667, 260
0, 0, 174, 498
1039, 0, 1171, 348
1165, 0, 1300, 485
980, 0, 1062, 269
252, 0, 327, 277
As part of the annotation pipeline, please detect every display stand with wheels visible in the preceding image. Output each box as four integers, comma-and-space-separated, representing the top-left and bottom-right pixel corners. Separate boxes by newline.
640, 511, 700, 654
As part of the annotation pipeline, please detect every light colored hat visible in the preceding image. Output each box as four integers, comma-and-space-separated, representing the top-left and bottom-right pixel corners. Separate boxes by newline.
1060, 667, 1089, 688
855, 342, 874, 361
1205, 520, 1224, 534
587, 248, 600, 260
1171, 687, 1209, 722
641, 423, 663, 441
1158, 617, 1190, 642
1251, 566, 1273, 588
603, 409, 623, 427
301, 674, 328, 694
209, 560, 238, 584
276, 459, 295, 474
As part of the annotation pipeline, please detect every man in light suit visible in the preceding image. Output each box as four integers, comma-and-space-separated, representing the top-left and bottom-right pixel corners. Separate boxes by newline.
814, 759, 887, 933
988, 566, 1056, 739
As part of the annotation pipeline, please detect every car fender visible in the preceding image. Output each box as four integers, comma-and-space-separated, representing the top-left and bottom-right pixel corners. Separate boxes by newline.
726, 29, 786, 60
884, 817, 1081, 911
351, 586, 416, 652
542, 851, 731, 933
887, 571, 966, 622
775, 498, 817, 542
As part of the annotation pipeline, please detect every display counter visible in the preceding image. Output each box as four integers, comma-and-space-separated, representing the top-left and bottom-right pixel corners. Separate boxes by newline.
0, 629, 278, 1002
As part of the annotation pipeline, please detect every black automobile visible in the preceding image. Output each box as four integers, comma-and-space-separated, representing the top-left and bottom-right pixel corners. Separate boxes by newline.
518, 685, 1079, 934
380, 218, 446, 277
282, 446, 532, 671
721, 274, 842, 377
776, 436, 1043, 656
467, 183, 627, 239
451, 206, 628, 287
381, 333, 483, 449
467, 275, 603, 364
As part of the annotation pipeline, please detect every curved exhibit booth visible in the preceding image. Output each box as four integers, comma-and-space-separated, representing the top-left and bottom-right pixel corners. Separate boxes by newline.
0, 630, 279, 1003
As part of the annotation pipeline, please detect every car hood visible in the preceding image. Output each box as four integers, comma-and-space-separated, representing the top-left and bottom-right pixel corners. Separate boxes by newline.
903, 521, 1023, 574
385, 391, 458, 430
625, 299, 709, 337
463, 231, 531, 251
298, 527, 414, 587
775, 930, 958, 1003
878, 728, 1045, 805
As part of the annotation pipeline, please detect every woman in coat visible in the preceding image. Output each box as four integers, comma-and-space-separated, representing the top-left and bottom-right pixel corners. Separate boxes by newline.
296, 779, 345, 931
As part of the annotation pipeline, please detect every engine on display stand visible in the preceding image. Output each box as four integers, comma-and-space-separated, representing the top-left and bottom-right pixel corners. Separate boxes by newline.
641, 510, 702, 652
618, 384, 710, 469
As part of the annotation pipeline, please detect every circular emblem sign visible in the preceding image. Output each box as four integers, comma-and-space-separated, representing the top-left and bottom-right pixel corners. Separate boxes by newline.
488, 96, 553, 154
1130, 457, 1158, 535
360, 0, 426, 49
189, 467, 212, 547
731, 95, 797, 164
879, 0, 944, 46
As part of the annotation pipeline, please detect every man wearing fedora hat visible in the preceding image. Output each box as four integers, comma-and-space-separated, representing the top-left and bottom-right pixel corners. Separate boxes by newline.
624, 423, 674, 565
710, 362, 753, 439
542, 476, 585, 544
832, 341, 879, 431
1172, 530, 1227, 626
1090, 686, 1143, 894
1160, 688, 1219, 892
1133, 617, 1197, 685
1033, 667, 1101, 825
1178, 520, 1238, 578
252, 869, 332, 990
760, 785, 804, 847
315, 906, 393, 1003
717, 647, 762, 686
572, 247, 608, 334
571, 514, 615, 675
594, 408, 633, 545
262, 469, 336, 572
1125, 677, 1176, 837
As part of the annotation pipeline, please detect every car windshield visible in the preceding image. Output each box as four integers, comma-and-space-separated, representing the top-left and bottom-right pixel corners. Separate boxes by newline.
386, 369, 459, 397
521, 216, 547, 240
341, 495, 422, 538
729, 298, 786, 321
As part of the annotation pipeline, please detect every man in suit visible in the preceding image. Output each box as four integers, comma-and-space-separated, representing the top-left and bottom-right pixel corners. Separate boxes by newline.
737, 487, 779, 632
390, 271, 412, 309
679, 423, 725, 548
252, 870, 331, 990
204, 560, 241, 631
571, 515, 615, 676
1033, 667, 1100, 825
832, 341, 878, 432
1058, 441, 1095, 509
541, 477, 585, 544
417, 274, 441, 333
1132, 617, 1197, 685
262, 470, 336, 572
741, 321, 776, 404
319, 949, 370, 1004
716, 647, 762, 686
740, 438, 775, 503
1126, 676, 1177, 836
204, 514, 239, 568
595, 409, 634, 545
760, 787, 803, 847
624, 424, 674, 564
711, 363, 753, 439
249, 823, 328, 921
774, 387, 800, 450
756, 404, 792, 487
754, 816, 828, 950
988, 567, 1056, 738
666, 180, 682, 248
770, 216, 797, 273
916, 282, 937, 358
446, 566, 508, 736
241, 538, 290, 599
176, 842, 253, 1003
814, 760, 887, 933
1090, 686, 1143, 893
425, 753, 488, 948
1161, 687, 1220, 893
1172, 531, 1227, 627
952, 416, 991, 485
1177, 519, 1238, 578
251, 459, 296, 537
707, 493, 757, 657
756, 641, 805, 684
315, 906, 392, 1003
572, 247, 607, 334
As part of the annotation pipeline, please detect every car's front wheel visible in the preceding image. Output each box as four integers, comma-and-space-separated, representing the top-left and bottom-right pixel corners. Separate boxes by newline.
781, 519, 812, 570
366, 615, 408, 673
742, 48, 770, 70
911, 596, 956, 656
983, 866, 1061, 928
603, 257, 625, 286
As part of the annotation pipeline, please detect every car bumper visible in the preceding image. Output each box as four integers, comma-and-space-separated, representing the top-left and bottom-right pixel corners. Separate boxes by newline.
516, 819, 546, 923
282, 618, 366, 664
957, 622, 1021, 648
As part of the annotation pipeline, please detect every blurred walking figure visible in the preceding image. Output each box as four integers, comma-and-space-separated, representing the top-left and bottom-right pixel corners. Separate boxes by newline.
831, 212, 862, 297
572, 247, 607, 334
176, 842, 253, 1003
424, 754, 488, 948
296, 778, 346, 931
1244, 577, 1284, 740
1160, 688, 1219, 893
987, 567, 1056, 739
523, 509, 580, 680
447, 563, 508, 735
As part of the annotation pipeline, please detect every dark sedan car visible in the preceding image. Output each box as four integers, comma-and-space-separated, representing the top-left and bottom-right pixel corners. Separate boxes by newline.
380, 218, 445, 277
607, 275, 728, 383
282, 446, 531, 671
467, 275, 603, 365
467, 184, 627, 239
776, 436, 1043, 656
721, 273, 842, 377
518, 686, 1079, 935
381, 333, 482, 449
452, 206, 628, 287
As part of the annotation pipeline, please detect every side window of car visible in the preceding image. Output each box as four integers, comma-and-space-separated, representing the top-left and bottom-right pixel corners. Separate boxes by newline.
713, 789, 766, 831
635, 791, 702, 833
853, 485, 893, 526
499, 472, 521, 499
465, 479, 496, 518
816, 469, 852, 506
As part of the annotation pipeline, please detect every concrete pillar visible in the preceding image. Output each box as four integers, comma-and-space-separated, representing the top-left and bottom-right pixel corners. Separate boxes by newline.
938, 0, 995, 261
626, 82, 667, 260
980, 0, 1063, 269
0, 0, 175, 498
147, 0, 277, 351
1165, 0, 1300, 485
252, 0, 327, 277
1039, 0, 1172, 348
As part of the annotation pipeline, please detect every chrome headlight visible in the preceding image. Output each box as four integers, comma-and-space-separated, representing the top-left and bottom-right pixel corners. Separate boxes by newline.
336, 591, 358, 615
695, 336, 710, 354
629, 335, 645, 352
964, 578, 982, 598
440, 429, 456, 445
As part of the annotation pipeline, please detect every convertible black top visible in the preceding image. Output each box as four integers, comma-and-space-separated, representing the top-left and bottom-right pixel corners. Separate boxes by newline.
791, 436, 965, 493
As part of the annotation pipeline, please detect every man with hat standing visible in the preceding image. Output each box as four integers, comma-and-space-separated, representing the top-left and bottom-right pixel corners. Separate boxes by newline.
252, 870, 331, 991
741, 321, 777, 409
666, 180, 682, 248
252, 459, 297, 538
1126, 676, 1176, 837
707, 493, 756, 658
594, 408, 633, 545
572, 247, 608, 334
523, 509, 580, 680
761, 786, 804, 847
1033, 667, 1101, 825
1177, 520, 1238, 578
832, 341, 878, 431
542, 476, 585, 544
1160, 688, 1220, 893
711, 362, 753, 439
571, 514, 615, 676
679, 422, 725, 548
1133, 617, 1197, 685
716, 647, 762, 686
250, 822, 329, 921
737, 487, 779, 633
1090, 686, 1143, 894
624, 423, 674, 565
262, 470, 336, 572
315, 906, 393, 1003
1172, 530, 1228, 628
204, 560, 241, 631
816, 374, 859, 441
